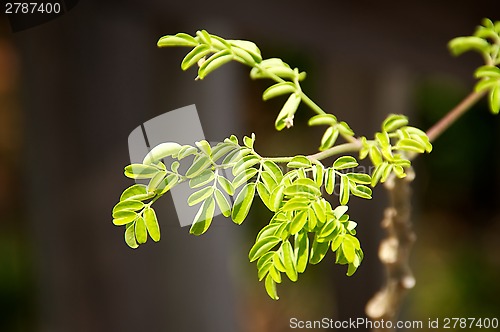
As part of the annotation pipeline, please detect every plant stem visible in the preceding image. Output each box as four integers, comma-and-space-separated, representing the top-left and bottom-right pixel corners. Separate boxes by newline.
425, 90, 485, 142
300, 92, 326, 115
308, 141, 362, 161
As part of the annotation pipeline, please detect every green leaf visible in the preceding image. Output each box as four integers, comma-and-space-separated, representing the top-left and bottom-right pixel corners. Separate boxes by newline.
273, 251, 286, 272
249, 236, 281, 262
282, 197, 310, 211
341, 235, 359, 263
229, 39, 262, 62
256, 223, 281, 242
196, 30, 212, 45
113, 210, 138, 226
243, 134, 255, 149
369, 145, 383, 165
313, 164, 324, 187
257, 262, 273, 281
120, 184, 153, 201
475, 78, 499, 93
309, 238, 329, 264
339, 175, 350, 205
232, 168, 258, 189
294, 232, 309, 273
308, 114, 337, 126
319, 126, 339, 151
324, 168, 335, 195
333, 156, 358, 170
211, 143, 235, 162
256, 182, 272, 210
286, 155, 311, 168
332, 205, 348, 219
312, 200, 326, 224
346, 173, 371, 184
124, 223, 139, 249
290, 210, 308, 235
217, 175, 235, 195
112, 200, 144, 216
257, 252, 274, 271
281, 240, 298, 282
135, 217, 148, 244
222, 147, 251, 165
143, 142, 182, 164
347, 263, 358, 276
262, 161, 283, 184
190, 196, 216, 235
185, 155, 212, 178
195, 140, 212, 156
181, 44, 211, 70
448, 36, 490, 56
188, 186, 215, 206
170, 161, 180, 173
351, 185, 372, 199
159, 174, 179, 195
270, 185, 285, 211
338, 121, 354, 136
262, 82, 296, 101
489, 84, 500, 114
198, 50, 234, 79
395, 138, 425, 153
268, 265, 282, 283
318, 219, 337, 239
265, 274, 279, 300
144, 207, 160, 241
189, 169, 215, 188
275, 93, 301, 131
232, 46, 257, 65
157, 33, 198, 47
261, 171, 278, 192
331, 234, 343, 252
124, 164, 159, 179
474, 65, 500, 79
233, 155, 260, 175
382, 114, 408, 132
232, 183, 256, 224
177, 145, 198, 159
284, 178, 321, 198
147, 171, 167, 193
214, 188, 231, 217
375, 131, 390, 148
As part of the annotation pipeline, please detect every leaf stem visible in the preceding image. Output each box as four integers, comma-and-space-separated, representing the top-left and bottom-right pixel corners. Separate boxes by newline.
300, 92, 326, 115
308, 141, 362, 161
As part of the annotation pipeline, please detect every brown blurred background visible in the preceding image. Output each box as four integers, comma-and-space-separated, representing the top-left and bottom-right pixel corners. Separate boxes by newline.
0, 1, 499, 331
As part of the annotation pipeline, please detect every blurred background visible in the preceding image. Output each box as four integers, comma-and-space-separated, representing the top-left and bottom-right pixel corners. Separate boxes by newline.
1, 1, 499, 331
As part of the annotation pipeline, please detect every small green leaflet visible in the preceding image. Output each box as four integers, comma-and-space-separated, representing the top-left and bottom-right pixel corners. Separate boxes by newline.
190, 196, 216, 235
232, 183, 256, 224
144, 207, 160, 242
249, 236, 281, 262
214, 188, 231, 217
333, 156, 358, 170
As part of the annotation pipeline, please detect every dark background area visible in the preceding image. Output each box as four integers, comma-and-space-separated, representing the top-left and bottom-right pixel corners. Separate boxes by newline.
0, 1, 499, 331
